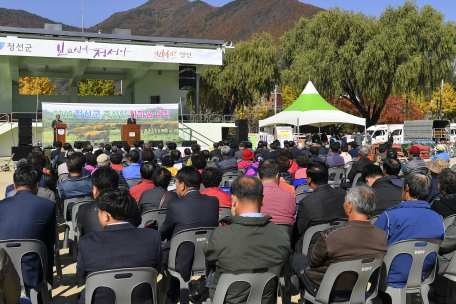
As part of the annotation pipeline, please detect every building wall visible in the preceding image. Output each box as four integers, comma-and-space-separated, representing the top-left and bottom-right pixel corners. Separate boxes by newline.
134, 70, 186, 104
179, 123, 235, 145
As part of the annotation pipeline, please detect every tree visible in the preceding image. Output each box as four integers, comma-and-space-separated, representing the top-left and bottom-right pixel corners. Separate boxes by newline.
281, 85, 301, 109
421, 83, 456, 120
234, 100, 275, 132
280, 2, 456, 127
19, 77, 56, 95
187, 33, 281, 115
78, 79, 115, 96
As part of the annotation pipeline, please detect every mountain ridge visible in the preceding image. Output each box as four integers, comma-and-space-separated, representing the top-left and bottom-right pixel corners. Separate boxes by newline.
0, 0, 324, 42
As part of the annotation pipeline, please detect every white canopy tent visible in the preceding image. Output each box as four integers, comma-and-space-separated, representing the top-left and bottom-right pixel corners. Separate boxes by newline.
259, 81, 366, 130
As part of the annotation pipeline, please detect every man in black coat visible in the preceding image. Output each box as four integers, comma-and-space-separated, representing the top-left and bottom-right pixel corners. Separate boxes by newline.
159, 166, 219, 301
138, 168, 178, 214
215, 146, 238, 174
288, 141, 301, 159
51, 141, 62, 162
348, 146, 374, 183
294, 162, 346, 254
77, 167, 141, 237
77, 188, 162, 304
362, 165, 403, 217
264, 142, 281, 160
210, 142, 222, 159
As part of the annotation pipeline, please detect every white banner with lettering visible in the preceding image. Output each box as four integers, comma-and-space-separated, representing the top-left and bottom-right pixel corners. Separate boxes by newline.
0, 37, 223, 65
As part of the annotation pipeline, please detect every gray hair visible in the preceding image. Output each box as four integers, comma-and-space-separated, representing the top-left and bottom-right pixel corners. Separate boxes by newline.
305, 141, 312, 147
221, 146, 231, 156
112, 145, 118, 152
404, 173, 432, 200
346, 185, 377, 216
359, 145, 371, 158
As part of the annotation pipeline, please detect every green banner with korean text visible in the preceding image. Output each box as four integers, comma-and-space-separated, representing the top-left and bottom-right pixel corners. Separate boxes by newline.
42, 102, 179, 145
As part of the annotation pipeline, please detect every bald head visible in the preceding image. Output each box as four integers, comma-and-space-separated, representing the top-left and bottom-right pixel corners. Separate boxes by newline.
230, 176, 264, 215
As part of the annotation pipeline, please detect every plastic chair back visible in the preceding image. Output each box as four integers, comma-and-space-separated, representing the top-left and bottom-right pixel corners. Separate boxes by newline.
0, 239, 50, 303
295, 183, 312, 195
219, 187, 231, 194
220, 171, 243, 187
451, 164, 456, 173
292, 178, 307, 189
328, 167, 345, 188
126, 178, 141, 187
304, 254, 384, 304
301, 220, 348, 256
219, 207, 232, 222
296, 192, 308, 203
379, 239, 442, 290
85, 267, 158, 304
168, 227, 215, 278
212, 266, 281, 304
140, 209, 168, 228
352, 173, 362, 187
239, 168, 246, 174
443, 215, 456, 230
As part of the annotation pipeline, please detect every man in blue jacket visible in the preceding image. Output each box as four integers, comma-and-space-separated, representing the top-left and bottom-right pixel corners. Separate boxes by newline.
374, 172, 444, 289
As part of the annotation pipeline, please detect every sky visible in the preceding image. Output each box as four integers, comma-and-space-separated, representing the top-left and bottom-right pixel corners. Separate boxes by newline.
2, 0, 455, 28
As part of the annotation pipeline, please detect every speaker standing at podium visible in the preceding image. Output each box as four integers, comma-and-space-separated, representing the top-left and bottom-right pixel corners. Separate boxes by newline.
127, 113, 137, 124
52, 115, 62, 142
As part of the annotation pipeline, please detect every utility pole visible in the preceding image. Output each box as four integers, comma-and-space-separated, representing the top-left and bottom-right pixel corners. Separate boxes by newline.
440, 79, 444, 120
274, 84, 278, 115
81, 0, 84, 33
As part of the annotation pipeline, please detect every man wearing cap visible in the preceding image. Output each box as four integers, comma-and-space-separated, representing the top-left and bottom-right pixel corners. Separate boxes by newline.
237, 150, 254, 169
432, 144, 450, 162
95, 154, 129, 187
405, 146, 427, 175
427, 157, 450, 202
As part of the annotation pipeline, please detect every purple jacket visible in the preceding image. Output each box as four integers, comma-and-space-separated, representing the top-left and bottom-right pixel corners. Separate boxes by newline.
325, 153, 345, 168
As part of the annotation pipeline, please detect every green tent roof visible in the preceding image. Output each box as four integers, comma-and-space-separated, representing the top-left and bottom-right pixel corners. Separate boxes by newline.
283, 81, 341, 112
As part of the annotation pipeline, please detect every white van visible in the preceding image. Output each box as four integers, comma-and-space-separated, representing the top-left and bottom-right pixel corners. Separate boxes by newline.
450, 123, 456, 143
366, 124, 404, 144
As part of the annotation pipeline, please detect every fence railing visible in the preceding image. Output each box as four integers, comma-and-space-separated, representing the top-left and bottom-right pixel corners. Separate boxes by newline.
178, 114, 237, 123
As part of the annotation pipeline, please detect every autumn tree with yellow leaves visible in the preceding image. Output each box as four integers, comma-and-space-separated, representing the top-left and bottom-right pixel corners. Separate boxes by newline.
78, 79, 115, 96
19, 77, 56, 95
421, 83, 456, 120
281, 85, 301, 109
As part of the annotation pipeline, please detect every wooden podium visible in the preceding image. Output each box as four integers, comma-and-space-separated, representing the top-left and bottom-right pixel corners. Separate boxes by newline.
121, 124, 141, 146
55, 124, 67, 144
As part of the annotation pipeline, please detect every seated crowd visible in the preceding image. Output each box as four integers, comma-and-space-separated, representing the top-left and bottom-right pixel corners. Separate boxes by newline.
0, 136, 455, 304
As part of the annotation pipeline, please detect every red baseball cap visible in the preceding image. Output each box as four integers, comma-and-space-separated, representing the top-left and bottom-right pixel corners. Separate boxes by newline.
406, 145, 421, 156
243, 149, 254, 160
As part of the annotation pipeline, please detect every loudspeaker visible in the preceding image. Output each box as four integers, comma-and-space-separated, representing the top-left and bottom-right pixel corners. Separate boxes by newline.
235, 119, 249, 142
112, 141, 128, 148
18, 118, 32, 146
74, 141, 91, 149
12, 146, 40, 161
179, 78, 196, 90
222, 128, 229, 141
182, 141, 197, 147
179, 65, 197, 90
149, 141, 163, 147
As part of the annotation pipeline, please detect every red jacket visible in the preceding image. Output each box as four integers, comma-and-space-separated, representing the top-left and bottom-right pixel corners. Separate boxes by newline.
111, 164, 125, 171
201, 187, 232, 207
129, 179, 155, 202
288, 160, 298, 174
